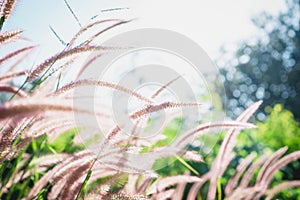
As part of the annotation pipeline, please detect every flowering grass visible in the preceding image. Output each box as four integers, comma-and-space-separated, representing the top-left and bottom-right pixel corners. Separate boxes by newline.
0, 1, 300, 199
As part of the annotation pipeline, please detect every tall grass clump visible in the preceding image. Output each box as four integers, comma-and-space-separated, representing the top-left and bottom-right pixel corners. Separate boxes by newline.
0, 1, 300, 199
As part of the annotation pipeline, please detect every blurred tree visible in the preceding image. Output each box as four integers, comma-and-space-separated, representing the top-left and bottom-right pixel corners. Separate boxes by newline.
220, 0, 300, 121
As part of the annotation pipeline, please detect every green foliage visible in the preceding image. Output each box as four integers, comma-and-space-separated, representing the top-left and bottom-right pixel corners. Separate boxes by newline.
154, 156, 189, 176
236, 104, 300, 199
76, 169, 92, 200
254, 104, 300, 153
0, 131, 83, 199
145, 118, 201, 176
238, 104, 300, 154
144, 118, 183, 152
49, 128, 83, 153
0, 16, 4, 30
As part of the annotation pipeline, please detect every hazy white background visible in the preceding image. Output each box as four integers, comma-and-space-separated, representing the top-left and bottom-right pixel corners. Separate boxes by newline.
4, 0, 286, 61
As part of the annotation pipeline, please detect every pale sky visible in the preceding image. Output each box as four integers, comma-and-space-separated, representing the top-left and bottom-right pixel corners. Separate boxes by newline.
1, 0, 288, 125
4, 0, 286, 62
